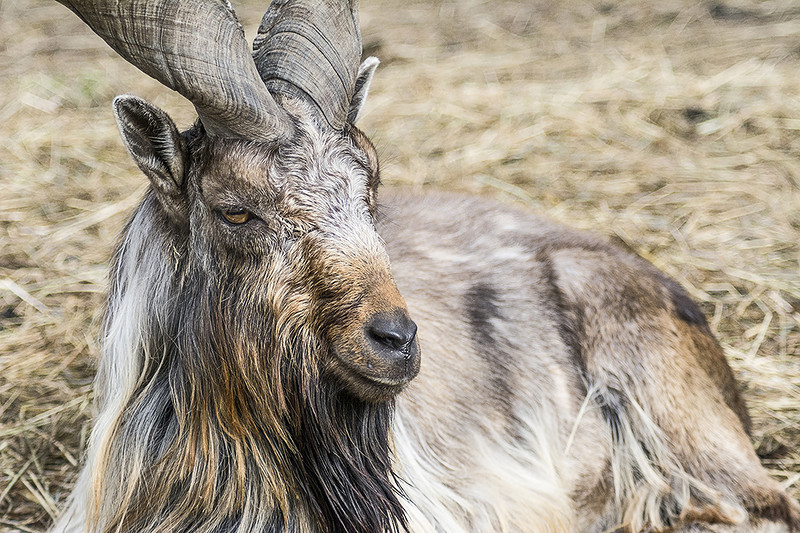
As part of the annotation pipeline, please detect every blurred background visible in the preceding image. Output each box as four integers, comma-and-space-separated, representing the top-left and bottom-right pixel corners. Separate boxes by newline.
1, 0, 799, 530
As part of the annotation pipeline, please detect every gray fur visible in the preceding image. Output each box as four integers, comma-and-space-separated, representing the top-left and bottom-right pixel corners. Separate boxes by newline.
50, 0, 799, 530
52, 101, 800, 532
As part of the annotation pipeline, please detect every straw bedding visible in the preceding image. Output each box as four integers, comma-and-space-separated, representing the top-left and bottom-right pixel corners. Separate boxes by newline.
1, 0, 798, 530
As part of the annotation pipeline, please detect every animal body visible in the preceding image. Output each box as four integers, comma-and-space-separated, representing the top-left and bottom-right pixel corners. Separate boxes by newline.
51, 0, 800, 531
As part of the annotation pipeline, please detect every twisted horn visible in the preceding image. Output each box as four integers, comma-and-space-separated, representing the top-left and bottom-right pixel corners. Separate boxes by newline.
55, 0, 294, 142
253, 0, 362, 131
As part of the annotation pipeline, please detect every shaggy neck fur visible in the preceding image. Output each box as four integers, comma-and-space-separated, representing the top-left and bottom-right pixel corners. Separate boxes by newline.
88, 193, 407, 533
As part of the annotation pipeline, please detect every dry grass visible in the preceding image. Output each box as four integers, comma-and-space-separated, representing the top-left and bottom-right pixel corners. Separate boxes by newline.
1, 0, 799, 530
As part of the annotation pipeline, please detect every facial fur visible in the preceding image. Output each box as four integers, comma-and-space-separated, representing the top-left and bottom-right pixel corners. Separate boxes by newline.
83, 98, 414, 533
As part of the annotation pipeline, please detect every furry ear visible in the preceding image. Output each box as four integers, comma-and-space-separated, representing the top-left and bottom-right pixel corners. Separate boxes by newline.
113, 95, 187, 196
347, 57, 380, 124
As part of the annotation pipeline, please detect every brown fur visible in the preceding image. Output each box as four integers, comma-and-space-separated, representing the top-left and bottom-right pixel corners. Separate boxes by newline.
53, 80, 798, 533
380, 190, 799, 532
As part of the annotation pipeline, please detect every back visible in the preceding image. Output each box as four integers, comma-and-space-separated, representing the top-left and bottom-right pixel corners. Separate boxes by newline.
379, 190, 796, 532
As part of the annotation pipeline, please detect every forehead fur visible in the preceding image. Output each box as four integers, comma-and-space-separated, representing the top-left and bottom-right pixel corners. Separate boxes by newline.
200, 118, 370, 189
193, 116, 377, 233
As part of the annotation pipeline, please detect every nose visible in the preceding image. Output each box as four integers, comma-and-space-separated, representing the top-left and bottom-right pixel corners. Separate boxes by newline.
366, 311, 418, 357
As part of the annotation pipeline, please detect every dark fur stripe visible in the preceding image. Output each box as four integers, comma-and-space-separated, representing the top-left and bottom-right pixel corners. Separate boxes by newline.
464, 283, 517, 417
536, 251, 589, 396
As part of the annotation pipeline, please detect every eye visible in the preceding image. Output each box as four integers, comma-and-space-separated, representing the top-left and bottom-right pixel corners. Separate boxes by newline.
220, 208, 252, 225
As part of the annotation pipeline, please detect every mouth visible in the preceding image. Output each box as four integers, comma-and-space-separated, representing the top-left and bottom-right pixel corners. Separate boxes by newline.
328, 348, 418, 402
362, 373, 412, 386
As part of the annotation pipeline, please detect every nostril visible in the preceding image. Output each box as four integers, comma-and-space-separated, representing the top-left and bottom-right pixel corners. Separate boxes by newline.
367, 313, 417, 354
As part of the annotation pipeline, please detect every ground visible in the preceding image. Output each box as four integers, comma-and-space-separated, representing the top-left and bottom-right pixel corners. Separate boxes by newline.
0, 0, 799, 530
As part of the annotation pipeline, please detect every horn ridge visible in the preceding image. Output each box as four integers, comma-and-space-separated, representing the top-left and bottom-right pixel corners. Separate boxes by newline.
254, 29, 353, 127
55, 0, 294, 142
256, 23, 352, 93
253, 0, 362, 131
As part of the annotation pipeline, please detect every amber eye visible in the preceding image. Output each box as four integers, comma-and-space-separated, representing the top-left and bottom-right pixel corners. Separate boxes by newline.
221, 208, 251, 225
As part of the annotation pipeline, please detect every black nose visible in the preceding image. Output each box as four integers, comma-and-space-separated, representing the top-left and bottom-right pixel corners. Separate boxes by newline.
366, 312, 418, 355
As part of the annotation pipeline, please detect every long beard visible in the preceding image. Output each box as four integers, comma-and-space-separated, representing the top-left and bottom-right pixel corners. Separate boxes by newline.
95, 249, 408, 533
182, 271, 409, 533
290, 382, 407, 533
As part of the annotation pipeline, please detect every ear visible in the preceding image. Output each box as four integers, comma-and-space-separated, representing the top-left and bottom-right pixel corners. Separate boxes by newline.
113, 95, 187, 194
347, 57, 380, 124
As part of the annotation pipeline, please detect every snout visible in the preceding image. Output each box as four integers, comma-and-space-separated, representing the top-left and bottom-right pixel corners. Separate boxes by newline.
330, 305, 421, 402
313, 246, 421, 401
366, 312, 418, 359
364, 310, 419, 382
